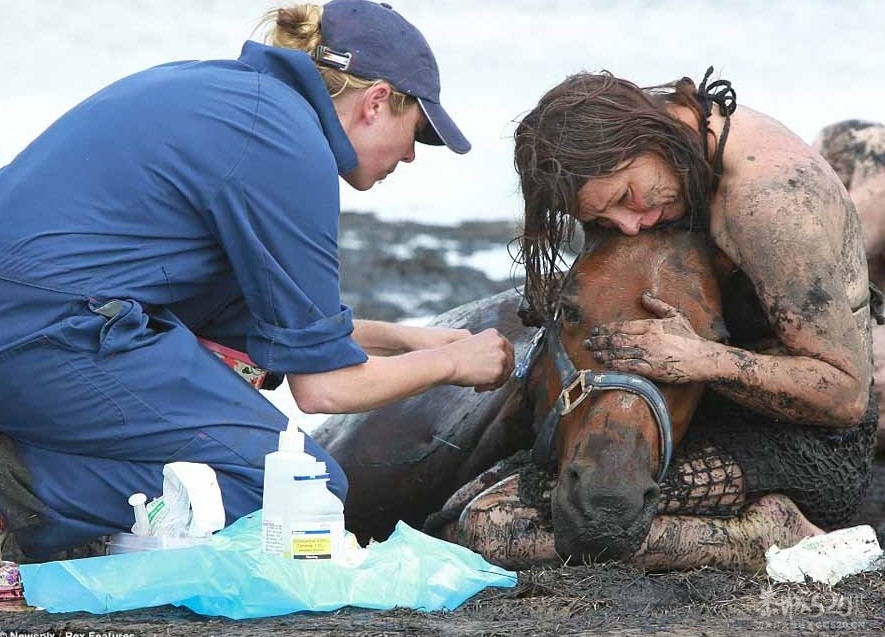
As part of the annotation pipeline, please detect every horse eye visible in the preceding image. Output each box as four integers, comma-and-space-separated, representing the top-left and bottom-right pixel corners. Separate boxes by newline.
560, 303, 583, 324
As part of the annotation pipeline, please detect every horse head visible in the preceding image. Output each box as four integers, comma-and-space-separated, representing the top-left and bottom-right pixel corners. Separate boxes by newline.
522, 226, 726, 562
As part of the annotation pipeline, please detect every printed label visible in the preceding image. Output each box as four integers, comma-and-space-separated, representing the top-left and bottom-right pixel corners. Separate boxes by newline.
291, 528, 333, 559
262, 519, 284, 555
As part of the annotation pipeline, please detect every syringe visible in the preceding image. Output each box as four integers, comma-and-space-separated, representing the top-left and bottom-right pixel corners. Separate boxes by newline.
128, 492, 151, 536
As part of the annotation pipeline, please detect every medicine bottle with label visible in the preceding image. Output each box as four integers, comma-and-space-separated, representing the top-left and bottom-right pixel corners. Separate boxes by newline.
261, 419, 345, 560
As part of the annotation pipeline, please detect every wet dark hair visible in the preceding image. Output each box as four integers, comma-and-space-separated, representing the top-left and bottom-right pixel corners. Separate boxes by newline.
514, 68, 732, 322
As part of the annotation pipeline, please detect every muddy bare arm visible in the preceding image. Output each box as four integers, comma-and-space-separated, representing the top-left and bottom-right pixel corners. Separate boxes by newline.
702, 160, 870, 425
587, 158, 871, 426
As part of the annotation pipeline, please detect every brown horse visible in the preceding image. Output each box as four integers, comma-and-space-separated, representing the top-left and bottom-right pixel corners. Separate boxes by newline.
313, 225, 726, 563
519, 226, 725, 561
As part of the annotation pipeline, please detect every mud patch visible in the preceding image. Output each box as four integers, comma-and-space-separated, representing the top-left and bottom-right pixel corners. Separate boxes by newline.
3, 567, 883, 636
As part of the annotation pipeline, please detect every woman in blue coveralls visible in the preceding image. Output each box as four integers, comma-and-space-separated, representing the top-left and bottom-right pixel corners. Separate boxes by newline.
0, 0, 515, 561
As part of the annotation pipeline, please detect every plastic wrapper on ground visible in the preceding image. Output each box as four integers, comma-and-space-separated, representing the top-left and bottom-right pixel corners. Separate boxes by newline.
18, 513, 516, 618
765, 524, 885, 585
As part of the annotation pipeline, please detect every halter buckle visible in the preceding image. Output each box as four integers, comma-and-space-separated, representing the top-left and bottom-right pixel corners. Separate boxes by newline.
559, 371, 594, 416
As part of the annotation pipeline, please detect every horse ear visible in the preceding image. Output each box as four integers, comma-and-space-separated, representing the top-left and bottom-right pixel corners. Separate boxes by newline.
517, 299, 545, 328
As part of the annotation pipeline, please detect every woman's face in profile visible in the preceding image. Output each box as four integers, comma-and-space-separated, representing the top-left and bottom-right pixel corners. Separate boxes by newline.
575, 154, 685, 235
343, 98, 423, 192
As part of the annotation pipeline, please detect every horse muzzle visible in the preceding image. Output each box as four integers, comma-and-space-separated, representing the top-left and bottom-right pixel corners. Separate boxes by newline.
550, 459, 661, 561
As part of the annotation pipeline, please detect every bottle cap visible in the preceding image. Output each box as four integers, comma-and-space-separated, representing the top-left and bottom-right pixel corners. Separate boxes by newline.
276, 417, 329, 478
279, 428, 304, 452
279, 418, 304, 452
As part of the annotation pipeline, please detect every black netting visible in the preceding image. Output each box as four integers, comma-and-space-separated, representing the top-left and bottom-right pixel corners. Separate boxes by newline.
656, 441, 746, 518
427, 394, 878, 534
658, 392, 879, 529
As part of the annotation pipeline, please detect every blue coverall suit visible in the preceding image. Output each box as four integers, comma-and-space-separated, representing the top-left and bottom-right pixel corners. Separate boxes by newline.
0, 41, 367, 558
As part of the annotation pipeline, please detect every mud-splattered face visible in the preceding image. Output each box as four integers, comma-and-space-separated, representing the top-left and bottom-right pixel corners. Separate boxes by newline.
575, 154, 686, 236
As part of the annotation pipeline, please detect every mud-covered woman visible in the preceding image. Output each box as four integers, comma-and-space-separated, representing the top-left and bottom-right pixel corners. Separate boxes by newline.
462, 68, 877, 570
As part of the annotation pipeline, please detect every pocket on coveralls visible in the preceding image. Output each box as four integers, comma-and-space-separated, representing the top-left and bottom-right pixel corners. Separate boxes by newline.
0, 333, 126, 448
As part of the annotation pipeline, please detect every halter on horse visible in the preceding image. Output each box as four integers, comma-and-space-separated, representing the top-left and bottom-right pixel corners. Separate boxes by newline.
504, 226, 725, 562
516, 317, 673, 484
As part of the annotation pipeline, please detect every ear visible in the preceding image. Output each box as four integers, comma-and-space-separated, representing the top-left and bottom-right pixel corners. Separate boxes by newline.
359, 82, 393, 124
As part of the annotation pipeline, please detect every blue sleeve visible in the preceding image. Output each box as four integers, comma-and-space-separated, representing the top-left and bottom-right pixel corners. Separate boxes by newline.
204, 76, 367, 374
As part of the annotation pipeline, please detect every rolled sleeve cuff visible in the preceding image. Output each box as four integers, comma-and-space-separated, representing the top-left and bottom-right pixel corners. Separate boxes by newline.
248, 305, 368, 374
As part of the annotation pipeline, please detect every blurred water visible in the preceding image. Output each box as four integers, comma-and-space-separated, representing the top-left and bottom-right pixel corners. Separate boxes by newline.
2, 0, 883, 228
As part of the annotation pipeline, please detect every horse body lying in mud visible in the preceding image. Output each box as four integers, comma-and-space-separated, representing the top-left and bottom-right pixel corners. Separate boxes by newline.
313, 226, 726, 565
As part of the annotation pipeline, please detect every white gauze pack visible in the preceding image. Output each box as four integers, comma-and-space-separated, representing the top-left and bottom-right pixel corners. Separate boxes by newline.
160, 461, 226, 537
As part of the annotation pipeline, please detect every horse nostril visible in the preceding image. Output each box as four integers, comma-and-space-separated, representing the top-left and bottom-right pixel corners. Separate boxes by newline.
555, 464, 580, 492
643, 483, 661, 508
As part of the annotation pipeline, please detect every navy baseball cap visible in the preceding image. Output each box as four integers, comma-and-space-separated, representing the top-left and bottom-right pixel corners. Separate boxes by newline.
316, 0, 471, 154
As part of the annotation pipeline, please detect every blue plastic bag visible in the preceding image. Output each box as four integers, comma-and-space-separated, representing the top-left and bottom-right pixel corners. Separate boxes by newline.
19, 512, 516, 618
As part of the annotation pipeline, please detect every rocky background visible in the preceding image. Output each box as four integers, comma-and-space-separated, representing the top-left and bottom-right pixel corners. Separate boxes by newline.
338, 211, 524, 322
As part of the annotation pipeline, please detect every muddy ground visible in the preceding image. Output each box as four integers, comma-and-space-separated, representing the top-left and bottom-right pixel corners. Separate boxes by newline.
2, 451, 883, 637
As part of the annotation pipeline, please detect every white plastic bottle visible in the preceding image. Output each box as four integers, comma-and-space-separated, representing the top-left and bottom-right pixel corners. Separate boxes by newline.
261, 419, 345, 560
